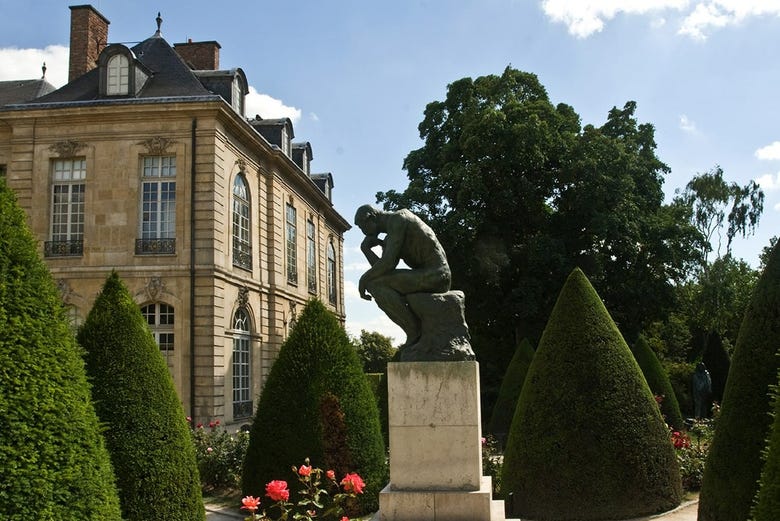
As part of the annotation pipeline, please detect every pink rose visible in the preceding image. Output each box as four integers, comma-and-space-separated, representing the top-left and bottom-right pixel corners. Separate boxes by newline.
341, 473, 365, 494
326, 469, 336, 480
298, 464, 312, 477
266, 480, 290, 502
241, 496, 261, 512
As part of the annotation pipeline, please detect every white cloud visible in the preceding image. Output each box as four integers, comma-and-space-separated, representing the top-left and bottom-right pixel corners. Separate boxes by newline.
755, 172, 780, 191
0, 45, 69, 87
755, 141, 780, 160
775, 201, 780, 212
540, 0, 689, 38
309, 112, 320, 122
680, 1, 780, 39
679, 114, 698, 133
540, 0, 780, 39
245, 85, 301, 123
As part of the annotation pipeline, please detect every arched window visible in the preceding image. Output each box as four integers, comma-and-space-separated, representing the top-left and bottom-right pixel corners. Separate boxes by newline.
232, 308, 252, 419
106, 54, 129, 95
306, 218, 317, 293
141, 302, 175, 369
327, 240, 337, 305
232, 174, 251, 270
286, 203, 298, 284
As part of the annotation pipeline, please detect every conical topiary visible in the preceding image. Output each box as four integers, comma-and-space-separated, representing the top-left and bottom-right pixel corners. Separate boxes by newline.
699, 241, 780, 521
631, 335, 684, 430
487, 338, 535, 440
77, 272, 205, 521
751, 372, 780, 521
0, 180, 122, 520
501, 268, 682, 521
702, 332, 730, 406
241, 299, 386, 514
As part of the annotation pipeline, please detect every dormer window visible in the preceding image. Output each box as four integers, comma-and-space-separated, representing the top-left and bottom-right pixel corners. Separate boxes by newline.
232, 77, 243, 114
107, 54, 129, 95
98, 44, 149, 98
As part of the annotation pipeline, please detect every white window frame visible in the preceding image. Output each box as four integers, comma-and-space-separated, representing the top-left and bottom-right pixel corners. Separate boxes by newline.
142, 302, 175, 367
232, 174, 251, 270
107, 54, 129, 95
327, 240, 337, 305
306, 219, 317, 293
286, 203, 298, 284
140, 155, 176, 240
50, 158, 86, 244
232, 308, 252, 419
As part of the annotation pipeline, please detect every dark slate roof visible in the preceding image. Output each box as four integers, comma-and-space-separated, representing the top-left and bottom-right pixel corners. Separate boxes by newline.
0, 79, 56, 106
29, 34, 211, 104
311, 172, 334, 192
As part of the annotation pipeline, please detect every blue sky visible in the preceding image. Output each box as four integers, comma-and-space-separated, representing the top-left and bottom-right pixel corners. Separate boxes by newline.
1, 1, 779, 343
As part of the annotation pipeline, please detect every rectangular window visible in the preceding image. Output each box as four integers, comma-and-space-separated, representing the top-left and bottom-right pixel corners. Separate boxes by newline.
286, 203, 298, 284
0, 164, 6, 178
232, 336, 251, 418
306, 220, 317, 293
45, 158, 86, 257
136, 156, 176, 255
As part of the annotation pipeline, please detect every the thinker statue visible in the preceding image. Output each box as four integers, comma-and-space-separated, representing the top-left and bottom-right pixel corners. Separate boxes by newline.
355, 205, 474, 362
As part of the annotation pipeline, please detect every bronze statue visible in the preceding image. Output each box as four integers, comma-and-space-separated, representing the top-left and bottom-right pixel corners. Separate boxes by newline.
355, 205, 473, 362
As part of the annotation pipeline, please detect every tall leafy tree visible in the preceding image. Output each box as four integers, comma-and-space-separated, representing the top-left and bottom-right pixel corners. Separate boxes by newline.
378, 67, 700, 397
353, 329, 397, 373
78, 272, 204, 521
0, 180, 121, 520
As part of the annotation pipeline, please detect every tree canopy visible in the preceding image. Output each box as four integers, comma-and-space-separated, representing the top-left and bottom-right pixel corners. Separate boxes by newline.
378, 67, 701, 387
352, 330, 397, 373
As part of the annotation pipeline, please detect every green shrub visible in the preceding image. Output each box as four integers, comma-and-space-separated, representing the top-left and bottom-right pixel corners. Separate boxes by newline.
191, 421, 250, 491
699, 241, 780, 521
241, 299, 387, 514
752, 374, 780, 521
663, 360, 696, 417
487, 338, 535, 441
631, 335, 684, 430
0, 180, 122, 520
78, 272, 204, 521
501, 268, 682, 521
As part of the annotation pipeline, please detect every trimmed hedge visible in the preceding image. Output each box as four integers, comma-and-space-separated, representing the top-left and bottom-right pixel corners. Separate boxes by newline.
501, 268, 682, 521
699, 241, 780, 521
487, 338, 535, 440
78, 272, 204, 521
631, 335, 684, 430
241, 299, 387, 514
752, 373, 780, 521
0, 180, 121, 520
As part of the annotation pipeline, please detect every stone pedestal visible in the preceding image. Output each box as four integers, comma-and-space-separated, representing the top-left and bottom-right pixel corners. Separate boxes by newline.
375, 362, 512, 521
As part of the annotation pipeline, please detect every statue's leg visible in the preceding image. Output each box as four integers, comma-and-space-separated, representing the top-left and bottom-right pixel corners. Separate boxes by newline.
365, 279, 420, 347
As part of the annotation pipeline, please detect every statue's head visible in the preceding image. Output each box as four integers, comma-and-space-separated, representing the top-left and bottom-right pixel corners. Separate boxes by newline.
354, 205, 380, 236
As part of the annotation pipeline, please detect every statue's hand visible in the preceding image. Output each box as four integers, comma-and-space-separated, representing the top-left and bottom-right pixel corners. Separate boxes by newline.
358, 276, 373, 301
361, 235, 384, 251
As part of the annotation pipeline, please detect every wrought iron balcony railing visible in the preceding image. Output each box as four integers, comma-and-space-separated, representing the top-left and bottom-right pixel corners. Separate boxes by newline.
44, 240, 83, 257
135, 238, 176, 255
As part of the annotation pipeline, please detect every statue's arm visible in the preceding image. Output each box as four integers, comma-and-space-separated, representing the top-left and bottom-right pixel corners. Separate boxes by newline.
362, 217, 405, 280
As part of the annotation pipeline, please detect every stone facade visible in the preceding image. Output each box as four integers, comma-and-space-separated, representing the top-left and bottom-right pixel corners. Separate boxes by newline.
0, 5, 349, 428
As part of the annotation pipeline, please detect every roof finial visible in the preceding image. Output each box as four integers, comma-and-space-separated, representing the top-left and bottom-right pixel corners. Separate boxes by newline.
41, 62, 47, 78
155, 12, 163, 36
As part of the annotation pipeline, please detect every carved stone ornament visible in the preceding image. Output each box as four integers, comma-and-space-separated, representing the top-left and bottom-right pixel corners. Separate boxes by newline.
236, 158, 247, 172
56, 279, 74, 304
289, 301, 298, 326
138, 136, 176, 155
49, 140, 87, 157
237, 286, 250, 308
144, 276, 165, 302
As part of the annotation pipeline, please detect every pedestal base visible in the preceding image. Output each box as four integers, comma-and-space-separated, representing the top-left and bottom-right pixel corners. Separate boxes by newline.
376, 362, 515, 520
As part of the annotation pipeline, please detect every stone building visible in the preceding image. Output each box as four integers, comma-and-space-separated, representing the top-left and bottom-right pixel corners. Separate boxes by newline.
0, 4, 350, 426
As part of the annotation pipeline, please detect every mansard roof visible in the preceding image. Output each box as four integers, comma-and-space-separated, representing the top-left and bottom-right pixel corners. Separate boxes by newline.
0, 78, 56, 106
29, 34, 211, 104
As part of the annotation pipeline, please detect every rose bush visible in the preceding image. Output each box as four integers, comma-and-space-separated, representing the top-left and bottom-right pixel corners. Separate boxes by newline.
190, 419, 250, 491
243, 459, 364, 521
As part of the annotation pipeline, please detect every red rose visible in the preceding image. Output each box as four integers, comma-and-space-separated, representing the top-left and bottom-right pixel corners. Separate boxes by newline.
266, 480, 290, 502
326, 470, 336, 480
341, 473, 365, 494
241, 496, 261, 512
298, 464, 312, 477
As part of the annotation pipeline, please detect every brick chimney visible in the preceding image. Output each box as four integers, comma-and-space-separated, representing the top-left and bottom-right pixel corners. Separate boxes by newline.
68, 5, 110, 82
173, 40, 221, 70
